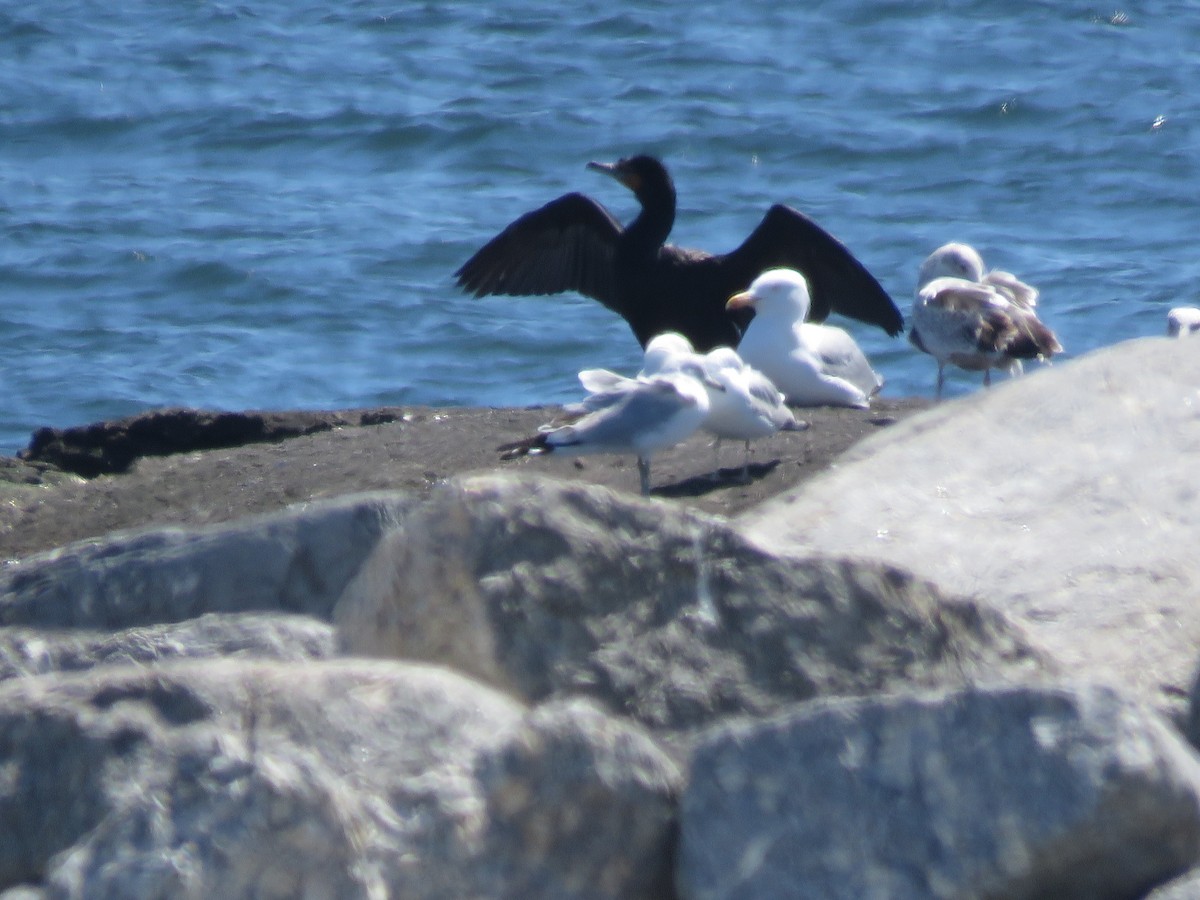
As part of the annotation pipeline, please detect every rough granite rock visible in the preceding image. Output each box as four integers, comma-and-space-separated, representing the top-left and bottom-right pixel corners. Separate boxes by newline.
0, 659, 680, 899
0, 338, 1195, 898
677, 683, 1200, 900
0, 493, 416, 629
0, 613, 335, 681
1185, 665, 1200, 754
740, 337, 1200, 722
1146, 864, 1200, 899
0, 457, 83, 492
334, 474, 1052, 744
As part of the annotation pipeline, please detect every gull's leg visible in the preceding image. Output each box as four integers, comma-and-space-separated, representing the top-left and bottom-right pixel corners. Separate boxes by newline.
637, 456, 651, 496
936, 363, 946, 400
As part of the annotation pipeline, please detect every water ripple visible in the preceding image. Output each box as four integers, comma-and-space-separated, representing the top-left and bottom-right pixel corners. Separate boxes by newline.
1, 0, 1199, 451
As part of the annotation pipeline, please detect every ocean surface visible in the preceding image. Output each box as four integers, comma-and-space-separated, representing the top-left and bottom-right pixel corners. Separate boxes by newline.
2, 2, 1198, 456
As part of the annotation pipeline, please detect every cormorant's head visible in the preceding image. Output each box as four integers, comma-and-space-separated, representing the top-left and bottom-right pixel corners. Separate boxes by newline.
587, 155, 673, 204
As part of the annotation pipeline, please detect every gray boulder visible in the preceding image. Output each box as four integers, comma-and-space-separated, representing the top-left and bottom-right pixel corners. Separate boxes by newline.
0, 613, 335, 681
0, 888, 45, 900
1186, 666, 1200, 753
1147, 865, 1200, 900
335, 474, 1051, 743
0, 492, 414, 629
0, 659, 679, 899
740, 338, 1200, 721
678, 683, 1200, 900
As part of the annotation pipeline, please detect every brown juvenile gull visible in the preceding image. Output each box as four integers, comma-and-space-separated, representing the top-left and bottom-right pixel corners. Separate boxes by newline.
910, 242, 1062, 398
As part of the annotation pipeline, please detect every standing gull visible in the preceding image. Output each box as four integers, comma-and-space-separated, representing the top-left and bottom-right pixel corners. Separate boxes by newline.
911, 242, 1062, 398
575, 332, 697, 400
576, 333, 803, 479
456, 155, 903, 351
497, 369, 710, 496
700, 346, 804, 479
726, 268, 882, 408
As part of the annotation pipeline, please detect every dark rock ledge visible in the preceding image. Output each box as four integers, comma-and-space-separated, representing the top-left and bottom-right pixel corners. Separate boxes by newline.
0, 398, 931, 561
18, 406, 411, 477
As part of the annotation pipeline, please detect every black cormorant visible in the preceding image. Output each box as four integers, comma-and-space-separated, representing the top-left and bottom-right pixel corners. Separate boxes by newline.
455, 155, 903, 351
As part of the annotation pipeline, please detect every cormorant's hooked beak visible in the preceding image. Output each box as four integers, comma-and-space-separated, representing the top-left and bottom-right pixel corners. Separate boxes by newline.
588, 159, 640, 193
726, 289, 757, 311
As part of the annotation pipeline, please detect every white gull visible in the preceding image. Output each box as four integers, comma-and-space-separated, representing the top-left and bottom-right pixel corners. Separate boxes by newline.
726, 268, 882, 408
578, 332, 802, 478
700, 346, 804, 478
497, 367, 710, 496
575, 332, 697, 399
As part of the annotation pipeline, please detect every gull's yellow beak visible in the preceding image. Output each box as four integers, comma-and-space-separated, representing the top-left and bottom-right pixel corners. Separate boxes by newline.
726, 289, 756, 311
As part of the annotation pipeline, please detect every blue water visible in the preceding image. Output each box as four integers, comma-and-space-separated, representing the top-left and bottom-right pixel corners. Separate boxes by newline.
2, 2, 1198, 455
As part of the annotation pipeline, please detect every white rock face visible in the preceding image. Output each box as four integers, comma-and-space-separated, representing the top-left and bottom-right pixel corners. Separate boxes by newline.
0, 493, 415, 628
0, 659, 681, 899
0, 612, 335, 681
740, 337, 1200, 720
333, 475, 1049, 742
678, 683, 1200, 900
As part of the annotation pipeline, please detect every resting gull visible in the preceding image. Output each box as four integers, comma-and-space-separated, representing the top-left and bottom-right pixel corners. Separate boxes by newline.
911, 242, 1062, 398
726, 268, 882, 408
1168, 307, 1200, 337
497, 368, 710, 496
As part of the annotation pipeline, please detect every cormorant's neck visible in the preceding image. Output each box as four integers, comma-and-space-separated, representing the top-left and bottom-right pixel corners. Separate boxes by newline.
624, 182, 676, 250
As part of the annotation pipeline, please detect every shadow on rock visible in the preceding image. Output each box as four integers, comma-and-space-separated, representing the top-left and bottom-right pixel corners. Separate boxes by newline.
654, 459, 782, 498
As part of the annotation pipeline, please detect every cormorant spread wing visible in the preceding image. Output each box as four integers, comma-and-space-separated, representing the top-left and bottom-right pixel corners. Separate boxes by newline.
455, 192, 623, 314
720, 204, 903, 336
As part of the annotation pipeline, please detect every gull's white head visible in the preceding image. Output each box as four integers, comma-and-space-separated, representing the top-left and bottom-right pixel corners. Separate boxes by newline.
917, 242, 986, 289
641, 331, 696, 375
726, 268, 812, 320
703, 346, 745, 373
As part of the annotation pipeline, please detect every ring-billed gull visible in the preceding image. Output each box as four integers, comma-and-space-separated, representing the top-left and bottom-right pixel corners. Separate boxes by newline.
701, 346, 805, 478
911, 243, 1061, 398
726, 268, 882, 408
570, 332, 701, 421
497, 368, 710, 496
576, 333, 802, 479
